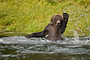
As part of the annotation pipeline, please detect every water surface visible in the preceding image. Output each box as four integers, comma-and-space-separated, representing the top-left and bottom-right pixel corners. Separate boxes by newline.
0, 36, 90, 60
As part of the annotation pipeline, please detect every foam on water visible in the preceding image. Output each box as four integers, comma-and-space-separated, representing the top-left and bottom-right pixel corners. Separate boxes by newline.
0, 36, 90, 45
0, 36, 90, 60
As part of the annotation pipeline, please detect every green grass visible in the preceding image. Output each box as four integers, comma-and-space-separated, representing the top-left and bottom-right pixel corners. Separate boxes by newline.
0, 0, 90, 36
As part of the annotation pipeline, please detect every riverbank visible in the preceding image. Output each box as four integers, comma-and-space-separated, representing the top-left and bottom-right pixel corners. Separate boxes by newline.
0, 0, 90, 37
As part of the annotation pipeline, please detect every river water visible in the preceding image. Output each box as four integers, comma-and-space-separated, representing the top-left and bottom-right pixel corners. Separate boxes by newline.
0, 36, 90, 60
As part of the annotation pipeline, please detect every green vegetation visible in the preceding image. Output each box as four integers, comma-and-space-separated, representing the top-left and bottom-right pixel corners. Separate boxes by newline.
0, 0, 90, 36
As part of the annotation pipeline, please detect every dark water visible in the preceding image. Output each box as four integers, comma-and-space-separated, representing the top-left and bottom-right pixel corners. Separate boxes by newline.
0, 36, 90, 60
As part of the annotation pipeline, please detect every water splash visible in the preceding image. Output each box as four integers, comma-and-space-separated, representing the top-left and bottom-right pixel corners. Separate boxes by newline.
0, 36, 90, 45
0, 36, 90, 60
73, 30, 79, 40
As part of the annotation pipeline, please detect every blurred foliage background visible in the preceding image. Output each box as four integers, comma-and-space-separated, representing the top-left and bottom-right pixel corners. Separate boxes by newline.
0, 0, 90, 36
